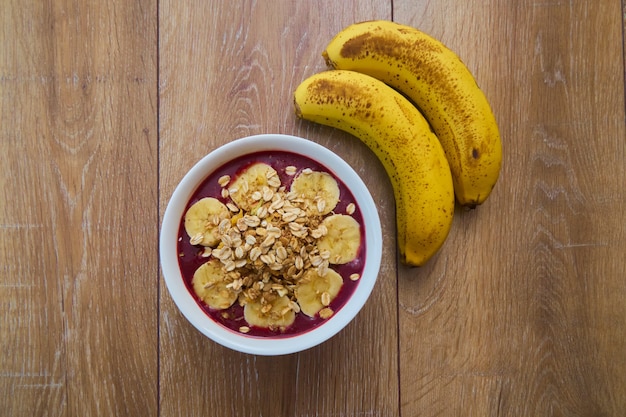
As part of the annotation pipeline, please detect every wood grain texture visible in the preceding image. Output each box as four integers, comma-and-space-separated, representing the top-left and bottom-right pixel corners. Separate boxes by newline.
2, 0, 625, 415
158, 1, 398, 416
395, 0, 626, 415
1, 0, 158, 416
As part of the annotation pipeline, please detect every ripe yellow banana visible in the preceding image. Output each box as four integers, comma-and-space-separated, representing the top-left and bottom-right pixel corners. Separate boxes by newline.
294, 70, 455, 266
323, 20, 502, 207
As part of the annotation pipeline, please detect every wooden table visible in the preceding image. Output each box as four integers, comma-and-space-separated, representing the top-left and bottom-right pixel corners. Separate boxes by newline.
2, 1, 625, 415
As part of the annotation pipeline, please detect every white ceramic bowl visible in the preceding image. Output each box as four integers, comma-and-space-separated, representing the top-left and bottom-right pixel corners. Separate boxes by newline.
160, 134, 382, 355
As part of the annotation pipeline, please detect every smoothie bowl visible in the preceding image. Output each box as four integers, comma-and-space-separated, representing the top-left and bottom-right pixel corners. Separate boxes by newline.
160, 134, 382, 355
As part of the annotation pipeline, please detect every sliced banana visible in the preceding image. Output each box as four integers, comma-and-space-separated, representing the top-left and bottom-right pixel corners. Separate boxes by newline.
228, 162, 280, 211
191, 259, 239, 310
290, 169, 340, 215
184, 197, 231, 246
295, 268, 343, 317
243, 295, 296, 329
316, 214, 361, 264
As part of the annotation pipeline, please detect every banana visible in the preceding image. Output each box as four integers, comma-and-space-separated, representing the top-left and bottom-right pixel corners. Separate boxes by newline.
294, 70, 454, 266
184, 197, 231, 246
316, 214, 361, 264
295, 268, 343, 317
243, 295, 296, 330
290, 169, 340, 215
323, 20, 502, 207
191, 259, 239, 310
228, 162, 281, 211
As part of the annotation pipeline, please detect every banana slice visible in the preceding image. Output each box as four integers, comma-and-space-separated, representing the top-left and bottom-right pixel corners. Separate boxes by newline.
243, 295, 296, 330
191, 259, 239, 310
295, 268, 343, 317
184, 197, 231, 246
290, 169, 340, 215
228, 162, 280, 211
316, 214, 361, 264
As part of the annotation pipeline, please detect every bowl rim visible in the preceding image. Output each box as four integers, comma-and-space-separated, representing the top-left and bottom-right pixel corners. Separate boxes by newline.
160, 133, 382, 355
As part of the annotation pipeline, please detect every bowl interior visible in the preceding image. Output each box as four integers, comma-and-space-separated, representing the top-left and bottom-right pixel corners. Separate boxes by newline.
160, 134, 382, 355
